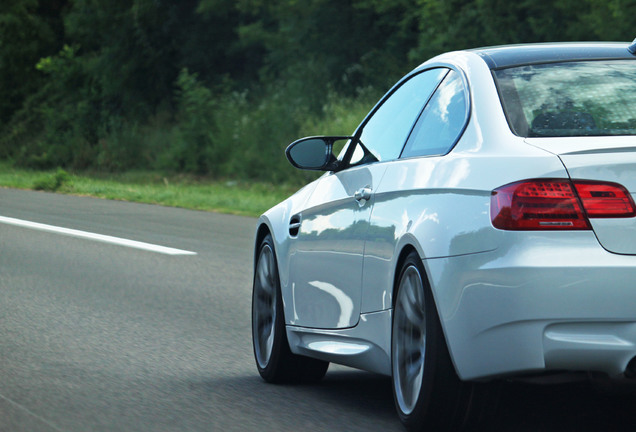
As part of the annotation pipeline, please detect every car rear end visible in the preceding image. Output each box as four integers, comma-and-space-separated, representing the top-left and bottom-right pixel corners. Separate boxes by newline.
444, 44, 636, 381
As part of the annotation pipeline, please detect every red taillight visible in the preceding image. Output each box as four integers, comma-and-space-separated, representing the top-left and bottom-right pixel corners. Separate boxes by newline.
491, 179, 636, 230
491, 180, 590, 230
572, 181, 636, 218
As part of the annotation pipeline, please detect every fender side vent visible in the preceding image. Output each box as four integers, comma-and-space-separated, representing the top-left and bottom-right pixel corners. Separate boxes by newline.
289, 215, 301, 237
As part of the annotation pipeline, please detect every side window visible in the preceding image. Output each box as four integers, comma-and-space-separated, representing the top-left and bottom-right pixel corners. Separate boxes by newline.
400, 70, 468, 158
354, 68, 449, 164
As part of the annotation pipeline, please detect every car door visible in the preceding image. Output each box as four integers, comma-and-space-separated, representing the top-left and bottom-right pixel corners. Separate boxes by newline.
360, 69, 471, 314
287, 68, 450, 329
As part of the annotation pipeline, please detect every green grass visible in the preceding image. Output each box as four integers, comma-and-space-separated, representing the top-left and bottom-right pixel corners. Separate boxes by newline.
0, 161, 301, 217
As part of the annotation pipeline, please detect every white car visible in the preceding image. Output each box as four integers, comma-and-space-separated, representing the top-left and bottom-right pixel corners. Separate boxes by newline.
252, 41, 636, 431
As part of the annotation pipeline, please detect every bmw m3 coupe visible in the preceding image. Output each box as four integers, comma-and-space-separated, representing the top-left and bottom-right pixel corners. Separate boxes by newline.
252, 40, 636, 431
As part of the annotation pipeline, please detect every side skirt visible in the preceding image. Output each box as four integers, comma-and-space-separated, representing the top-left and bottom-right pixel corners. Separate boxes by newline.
286, 309, 392, 376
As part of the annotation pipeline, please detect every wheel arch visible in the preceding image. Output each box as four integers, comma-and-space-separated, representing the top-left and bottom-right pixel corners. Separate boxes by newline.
254, 222, 272, 268
391, 242, 462, 378
390, 234, 431, 308
391, 244, 420, 307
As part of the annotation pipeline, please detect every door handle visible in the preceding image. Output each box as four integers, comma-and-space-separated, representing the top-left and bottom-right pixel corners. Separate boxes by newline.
354, 187, 372, 202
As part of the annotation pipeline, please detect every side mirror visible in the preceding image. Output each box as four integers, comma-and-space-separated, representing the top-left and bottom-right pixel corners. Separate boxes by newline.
285, 136, 352, 171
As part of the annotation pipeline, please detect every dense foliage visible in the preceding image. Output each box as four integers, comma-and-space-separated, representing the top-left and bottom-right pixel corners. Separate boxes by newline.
1, 0, 635, 182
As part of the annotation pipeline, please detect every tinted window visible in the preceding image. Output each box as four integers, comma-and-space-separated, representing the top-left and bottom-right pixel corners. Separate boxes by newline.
356, 68, 448, 163
494, 60, 636, 137
400, 70, 468, 158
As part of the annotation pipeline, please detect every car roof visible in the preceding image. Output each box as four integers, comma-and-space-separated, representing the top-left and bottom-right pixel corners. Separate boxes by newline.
472, 42, 636, 69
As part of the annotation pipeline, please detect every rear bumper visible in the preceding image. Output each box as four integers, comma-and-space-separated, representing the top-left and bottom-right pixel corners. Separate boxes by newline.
426, 231, 636, 381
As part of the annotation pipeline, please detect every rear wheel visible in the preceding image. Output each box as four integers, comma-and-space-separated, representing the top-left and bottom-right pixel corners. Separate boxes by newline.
392, 251, 474, 431
252, 234, 328, 383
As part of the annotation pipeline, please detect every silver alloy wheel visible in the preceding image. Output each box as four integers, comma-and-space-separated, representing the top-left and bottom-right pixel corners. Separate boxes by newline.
392, 264, 427, 415
253, 243, 277, 369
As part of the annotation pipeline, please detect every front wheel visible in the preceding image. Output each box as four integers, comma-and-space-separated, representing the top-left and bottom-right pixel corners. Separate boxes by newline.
392, 252, 473, 431
252, 234, 328, 383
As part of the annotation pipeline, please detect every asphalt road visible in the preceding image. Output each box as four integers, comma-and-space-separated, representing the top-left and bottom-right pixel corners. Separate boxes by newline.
1, 188, 636, 432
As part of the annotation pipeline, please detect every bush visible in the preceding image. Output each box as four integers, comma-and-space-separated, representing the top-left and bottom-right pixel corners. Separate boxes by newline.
33, 167, 71, 191
5, 65, 379, 186
168, 69, 219, 174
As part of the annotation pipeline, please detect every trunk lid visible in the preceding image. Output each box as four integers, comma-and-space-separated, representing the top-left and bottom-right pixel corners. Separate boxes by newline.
527, 136, 636, 255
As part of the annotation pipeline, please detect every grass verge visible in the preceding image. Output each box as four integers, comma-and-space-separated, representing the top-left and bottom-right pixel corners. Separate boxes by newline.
0, 161, 302, 217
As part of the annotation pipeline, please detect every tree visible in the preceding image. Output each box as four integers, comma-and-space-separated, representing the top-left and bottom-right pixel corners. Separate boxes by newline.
0, 0, 65, 125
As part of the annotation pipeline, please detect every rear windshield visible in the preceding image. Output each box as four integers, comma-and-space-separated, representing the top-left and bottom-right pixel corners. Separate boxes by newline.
494, 60, 636, 137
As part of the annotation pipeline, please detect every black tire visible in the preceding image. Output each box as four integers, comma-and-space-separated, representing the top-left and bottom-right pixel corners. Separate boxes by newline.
391, 251, 475, 431
252, 234, 329, 383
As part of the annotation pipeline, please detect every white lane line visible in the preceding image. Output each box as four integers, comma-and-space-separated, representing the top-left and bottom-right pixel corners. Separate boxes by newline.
0, 391, 67, 432
0, 215, 197, 256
